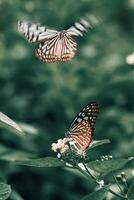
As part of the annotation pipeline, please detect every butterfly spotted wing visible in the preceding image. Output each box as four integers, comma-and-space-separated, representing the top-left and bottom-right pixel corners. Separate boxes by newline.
17, 16, 97, 63
66, 102, 99, 151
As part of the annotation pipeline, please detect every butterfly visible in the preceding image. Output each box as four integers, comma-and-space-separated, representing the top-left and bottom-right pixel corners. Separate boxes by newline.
65, 102, 99, 151
17, 16, 98, 63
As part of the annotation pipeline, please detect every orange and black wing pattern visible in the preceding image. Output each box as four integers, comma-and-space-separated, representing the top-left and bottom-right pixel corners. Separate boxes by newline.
66, 102, 99, 151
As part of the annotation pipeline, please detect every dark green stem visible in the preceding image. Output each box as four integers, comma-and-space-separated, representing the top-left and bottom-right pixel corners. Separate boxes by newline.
112, 172, 124, 194
123, 179, 129, 191
108, 189, 127, 199
77, 161, 127, 200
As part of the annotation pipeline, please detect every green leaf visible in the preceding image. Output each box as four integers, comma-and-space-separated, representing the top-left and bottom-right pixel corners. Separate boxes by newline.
0, 172, 6, 183
12, 157, 65, 167
0, 182, 11, 200
127, 180, 134, 200
0, 144, 35, 161
0, 150, 35, 162
18, 122, 38, 135
0, 112, 24, 135
87, 139, 111, 150
87, 158, 133, 177
10, 189, 24, 200
85, 139, 111, 162
0, 145, 9, 155
81, 185, 110, 200
65, 167, 86, 179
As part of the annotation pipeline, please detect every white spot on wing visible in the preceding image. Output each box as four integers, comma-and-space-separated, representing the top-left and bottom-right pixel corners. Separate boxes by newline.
77, 118, 82, 122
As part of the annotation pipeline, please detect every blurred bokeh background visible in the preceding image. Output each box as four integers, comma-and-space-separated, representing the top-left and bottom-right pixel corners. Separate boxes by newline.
0, 0, 134, 199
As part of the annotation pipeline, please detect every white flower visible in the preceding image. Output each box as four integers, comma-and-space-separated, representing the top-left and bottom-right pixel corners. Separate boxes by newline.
126, 52, 134, 65
51, 143, 58, 152
97, 180, 104, 188
109, 155, 113, 159
57, 153, 61, 158
51, 138, 69, 153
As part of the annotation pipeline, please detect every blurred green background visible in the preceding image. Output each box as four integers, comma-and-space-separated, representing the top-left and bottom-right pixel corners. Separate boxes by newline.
0, 0, 134, 199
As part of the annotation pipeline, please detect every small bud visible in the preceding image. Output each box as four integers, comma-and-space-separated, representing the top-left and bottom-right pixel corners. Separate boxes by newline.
101, 155, 105, 161
116, 175, 121, 178
121, 171, 125, 176
109, 155, 113, 159
105, 155, 109, 160
97, 180, 104, 188
57, 153, 61, 158
121, 171, 126, 182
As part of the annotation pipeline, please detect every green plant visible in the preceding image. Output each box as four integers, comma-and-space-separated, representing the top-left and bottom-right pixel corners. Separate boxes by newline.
0, 113, 133, 200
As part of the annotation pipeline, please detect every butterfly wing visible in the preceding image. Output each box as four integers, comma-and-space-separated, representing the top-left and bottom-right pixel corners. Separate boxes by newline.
66, 18, 92, 37
67, 102, 99, 150
17, 17, 99, 62
35, 33, 77, 63
67, 15, 99, 37
18, 21, 58, 43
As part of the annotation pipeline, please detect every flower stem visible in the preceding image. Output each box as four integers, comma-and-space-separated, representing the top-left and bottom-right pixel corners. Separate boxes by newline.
82, 161, 97, 181
108, 188, 127, 199
76, 161, 127, 200
112, 172, 124, 194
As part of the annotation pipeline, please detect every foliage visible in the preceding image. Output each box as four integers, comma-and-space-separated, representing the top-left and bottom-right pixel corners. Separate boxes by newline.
86, 158, 133, 177
12, 157, 65, 167
80, 185, 110, 200
0, 112, 24, 135
0, 115, 133, 199
127, 180, 134, 200
0, 183, 11, 200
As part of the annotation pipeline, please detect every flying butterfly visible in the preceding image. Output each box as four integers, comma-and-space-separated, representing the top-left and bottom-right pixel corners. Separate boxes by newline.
17, 15, 98, 63
65, 102, 99, 151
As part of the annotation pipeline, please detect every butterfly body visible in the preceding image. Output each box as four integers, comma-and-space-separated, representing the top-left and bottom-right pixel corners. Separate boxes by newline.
35, 31, 77, 62
17, 17, 95, 63
66, 102, 99, 151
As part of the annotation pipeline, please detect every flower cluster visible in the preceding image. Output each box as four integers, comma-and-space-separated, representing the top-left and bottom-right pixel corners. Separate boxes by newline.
51, 138, 71, 154
51, 137, 87, 164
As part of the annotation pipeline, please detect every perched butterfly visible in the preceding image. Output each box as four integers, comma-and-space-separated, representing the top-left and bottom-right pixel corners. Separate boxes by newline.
17, 16, 98, 63
65, 102, 99, 151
